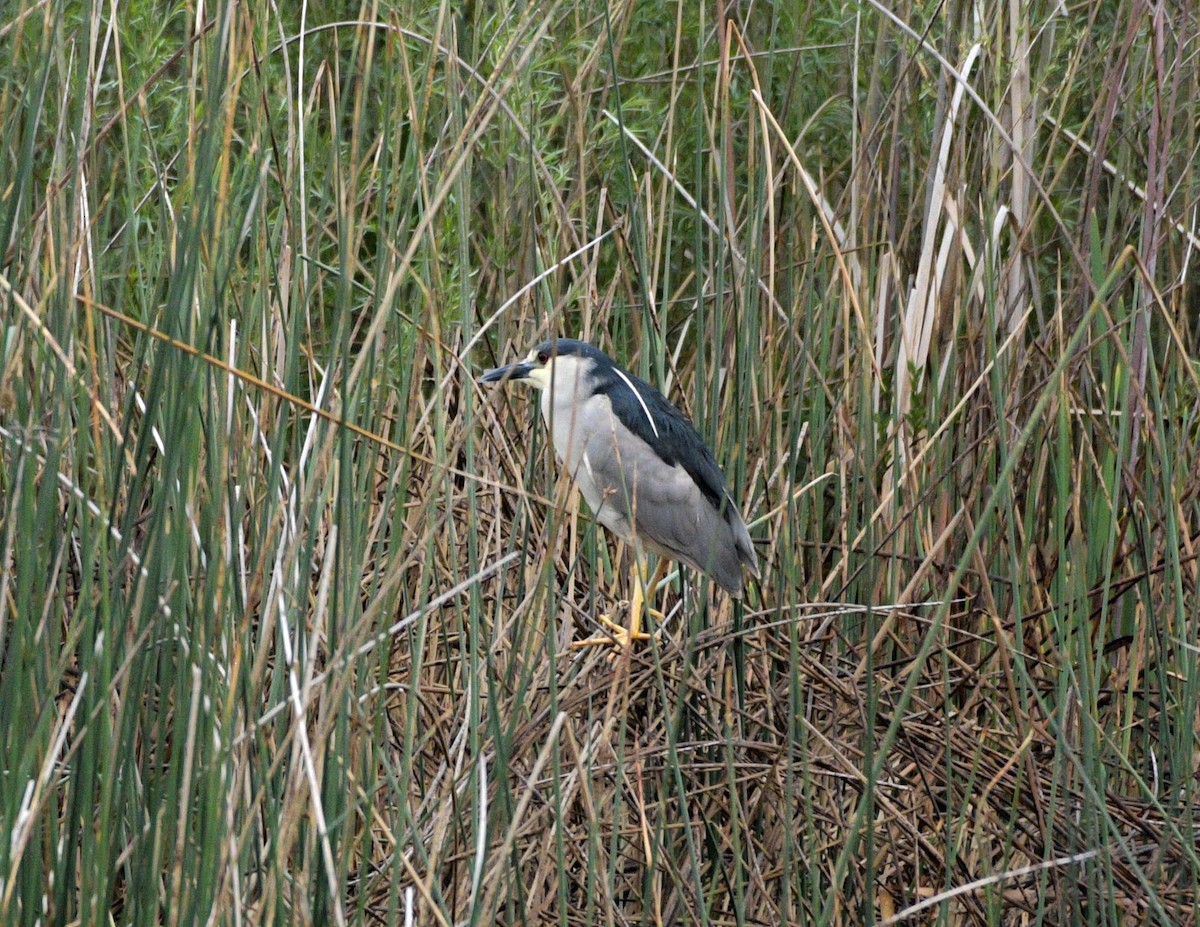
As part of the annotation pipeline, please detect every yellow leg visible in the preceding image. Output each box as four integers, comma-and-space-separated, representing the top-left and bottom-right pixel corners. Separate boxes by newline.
571, 554, 667, 651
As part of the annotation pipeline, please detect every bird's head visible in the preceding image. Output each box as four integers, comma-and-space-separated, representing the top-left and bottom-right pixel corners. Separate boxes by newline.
478, 339, 611, 393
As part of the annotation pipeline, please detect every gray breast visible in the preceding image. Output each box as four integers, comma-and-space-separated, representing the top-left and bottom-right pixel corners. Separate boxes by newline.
542, 386, 634, 537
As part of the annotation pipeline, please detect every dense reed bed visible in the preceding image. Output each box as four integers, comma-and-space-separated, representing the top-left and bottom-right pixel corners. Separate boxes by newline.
1, 1, 1198, 924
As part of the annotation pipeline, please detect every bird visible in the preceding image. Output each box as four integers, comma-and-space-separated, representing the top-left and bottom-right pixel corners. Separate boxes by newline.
479, 337, 759, 650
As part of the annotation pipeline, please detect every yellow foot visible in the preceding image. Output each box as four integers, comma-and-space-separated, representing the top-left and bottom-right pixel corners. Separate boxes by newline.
570, 607, 666, 651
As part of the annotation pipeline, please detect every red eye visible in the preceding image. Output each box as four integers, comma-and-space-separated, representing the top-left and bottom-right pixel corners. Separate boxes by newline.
537, 351, 549, 364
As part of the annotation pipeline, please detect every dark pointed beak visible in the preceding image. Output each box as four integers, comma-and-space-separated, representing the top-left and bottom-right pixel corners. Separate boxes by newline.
479, 361, 534, 384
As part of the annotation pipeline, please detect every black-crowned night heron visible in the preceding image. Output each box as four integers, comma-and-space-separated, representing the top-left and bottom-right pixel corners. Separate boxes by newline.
480, 338, 759, 649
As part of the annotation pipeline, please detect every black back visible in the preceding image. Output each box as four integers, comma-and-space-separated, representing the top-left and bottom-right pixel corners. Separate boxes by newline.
536, 339, 733, 518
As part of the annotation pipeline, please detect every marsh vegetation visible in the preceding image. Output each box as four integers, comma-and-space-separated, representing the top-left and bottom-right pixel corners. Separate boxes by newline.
1, 1, 1198, 924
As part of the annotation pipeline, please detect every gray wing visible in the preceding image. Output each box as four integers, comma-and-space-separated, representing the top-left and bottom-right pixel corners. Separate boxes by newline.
581, 416, 757, 596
